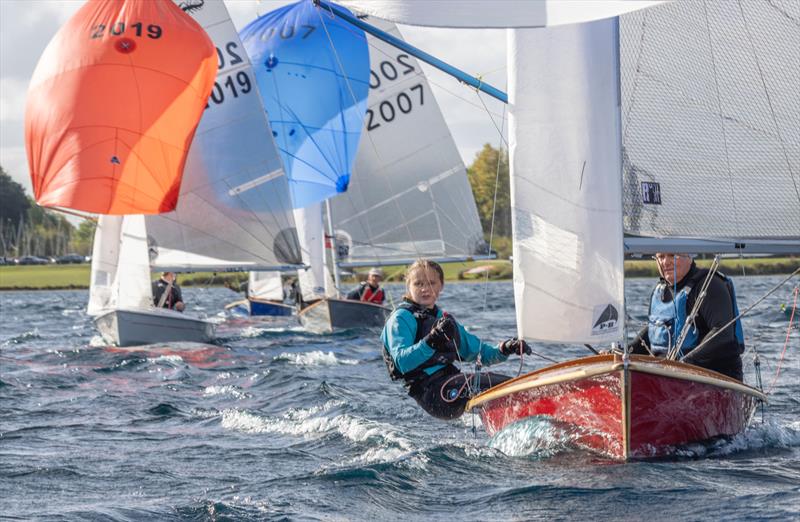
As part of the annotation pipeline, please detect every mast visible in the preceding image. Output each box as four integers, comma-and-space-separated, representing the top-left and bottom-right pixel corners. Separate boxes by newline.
324, 199, 342, 295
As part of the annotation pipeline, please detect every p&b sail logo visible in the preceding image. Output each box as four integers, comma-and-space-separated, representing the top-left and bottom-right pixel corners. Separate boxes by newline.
591, 304, 619, 335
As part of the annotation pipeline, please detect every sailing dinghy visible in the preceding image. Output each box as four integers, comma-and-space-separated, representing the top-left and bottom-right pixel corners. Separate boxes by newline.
89, 0, 303, 346
334, 0, 797, 458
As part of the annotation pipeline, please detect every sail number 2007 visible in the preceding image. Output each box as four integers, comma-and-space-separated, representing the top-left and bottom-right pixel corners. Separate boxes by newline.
366, 84, 424, 131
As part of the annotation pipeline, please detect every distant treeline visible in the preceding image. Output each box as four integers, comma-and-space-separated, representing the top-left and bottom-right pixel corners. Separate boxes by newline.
0, 166, 96, 258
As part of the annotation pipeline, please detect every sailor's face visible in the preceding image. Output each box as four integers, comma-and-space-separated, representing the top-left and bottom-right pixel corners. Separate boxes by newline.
655, 253, 692, 285
367, 274, 382, 287
407, 268, 443, 308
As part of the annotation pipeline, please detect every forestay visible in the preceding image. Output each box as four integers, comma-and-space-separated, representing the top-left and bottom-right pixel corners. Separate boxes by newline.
330, 16, 487, 266
620, 0, 800, 245
509, 20, 624, 344
145, 1, 301, 272
88, 216, 152, 316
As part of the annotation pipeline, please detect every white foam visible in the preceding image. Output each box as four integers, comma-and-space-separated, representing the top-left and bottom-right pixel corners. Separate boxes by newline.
147, 355, 184, 364
204, 385, 248, 400
221, 402, 414, 463
273, 351, 358, 366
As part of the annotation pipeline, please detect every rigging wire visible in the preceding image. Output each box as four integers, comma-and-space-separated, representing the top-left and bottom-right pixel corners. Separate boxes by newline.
766, 284, 799, 394
682, 267, 800, 358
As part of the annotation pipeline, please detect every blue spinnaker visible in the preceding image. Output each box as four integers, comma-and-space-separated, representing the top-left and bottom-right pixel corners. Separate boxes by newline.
240, 0, 369, 209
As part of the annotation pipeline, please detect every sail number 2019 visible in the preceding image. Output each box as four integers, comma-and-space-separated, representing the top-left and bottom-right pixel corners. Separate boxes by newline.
206, 42, 252, 109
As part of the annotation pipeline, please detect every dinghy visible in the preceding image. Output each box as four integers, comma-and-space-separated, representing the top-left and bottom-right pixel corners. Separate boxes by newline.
333, 0, 798, 457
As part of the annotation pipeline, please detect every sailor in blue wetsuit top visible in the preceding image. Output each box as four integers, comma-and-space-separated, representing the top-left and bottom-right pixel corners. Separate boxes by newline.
627, 253, 745, 381
381, 259, 531, 420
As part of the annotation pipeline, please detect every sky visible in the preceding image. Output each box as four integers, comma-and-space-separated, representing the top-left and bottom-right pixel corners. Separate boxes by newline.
0, 0, 508, 197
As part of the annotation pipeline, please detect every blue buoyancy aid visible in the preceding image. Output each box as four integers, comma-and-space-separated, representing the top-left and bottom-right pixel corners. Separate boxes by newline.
648, 270, 744, 356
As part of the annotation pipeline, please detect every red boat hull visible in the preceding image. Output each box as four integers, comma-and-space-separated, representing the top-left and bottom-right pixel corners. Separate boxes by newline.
468, 355, 763, 460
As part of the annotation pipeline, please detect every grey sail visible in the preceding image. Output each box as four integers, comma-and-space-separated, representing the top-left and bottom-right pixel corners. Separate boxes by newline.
329, 17, 488, 267
145, 1, 302, 272
620, 0, 800, 253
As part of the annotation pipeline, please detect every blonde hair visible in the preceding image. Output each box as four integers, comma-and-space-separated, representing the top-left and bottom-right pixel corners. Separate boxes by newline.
404, 259, 444, 294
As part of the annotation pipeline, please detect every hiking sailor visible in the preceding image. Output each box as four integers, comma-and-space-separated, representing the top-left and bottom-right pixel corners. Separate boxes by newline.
381, 259, 530, 419
627, 253, 745, 380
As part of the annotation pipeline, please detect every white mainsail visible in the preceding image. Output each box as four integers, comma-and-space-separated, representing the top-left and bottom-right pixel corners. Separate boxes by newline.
620, 0, 800, 252
509, 20, 625, 343
248, 271, 284, 302
87, 215, 152, 316
145, 0, 301, 273
330, 17, 487, 267
339, 1, 663, 28
294, 204, 337, 301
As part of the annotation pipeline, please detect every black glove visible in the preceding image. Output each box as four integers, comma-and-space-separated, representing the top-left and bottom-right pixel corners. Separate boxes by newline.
499, 337, 532, 356
424, 314, 459, 353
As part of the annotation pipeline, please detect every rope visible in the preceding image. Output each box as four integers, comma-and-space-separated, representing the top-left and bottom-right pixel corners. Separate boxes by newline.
670, 256, 720, 360
766, 284, 799, 394
682, 267, 800, 358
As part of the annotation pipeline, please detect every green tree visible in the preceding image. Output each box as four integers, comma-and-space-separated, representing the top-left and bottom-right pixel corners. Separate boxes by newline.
467, 144, 511, 238
0, 166, 30, 229
70, 219, 97, 256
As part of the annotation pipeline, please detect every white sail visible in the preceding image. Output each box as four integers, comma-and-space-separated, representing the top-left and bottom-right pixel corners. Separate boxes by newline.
294, 204, 337, 301
330, 17, 487, 266
620, 1, 800, 249
145, 1, 301, 272
339, 1, 664, 28
88, 215, 152, 316
509, 20, 625, 344
248, 271, 284, 301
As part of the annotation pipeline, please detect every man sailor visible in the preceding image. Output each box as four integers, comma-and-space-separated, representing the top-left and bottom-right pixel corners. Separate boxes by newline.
628, 253, 745, 380
346, 267, 386, 304
152, 272, 185, 312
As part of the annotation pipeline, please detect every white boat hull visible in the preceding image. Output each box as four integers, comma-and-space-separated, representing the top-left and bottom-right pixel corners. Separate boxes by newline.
94, 308, 216, 347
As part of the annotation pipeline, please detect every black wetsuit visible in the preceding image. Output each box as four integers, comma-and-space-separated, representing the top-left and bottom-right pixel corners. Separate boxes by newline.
152, 278, 183, 311
628, 263, 744, 380
381, 299, 510, 419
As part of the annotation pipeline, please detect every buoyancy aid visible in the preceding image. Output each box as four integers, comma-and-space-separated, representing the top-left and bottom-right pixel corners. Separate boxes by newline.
360, 284, 385, 304
382, 300, 457, 383
648, 269, 744, 356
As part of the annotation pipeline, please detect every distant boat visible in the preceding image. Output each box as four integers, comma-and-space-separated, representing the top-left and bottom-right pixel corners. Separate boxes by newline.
224, 271, 296, 318
89, 0, 303, 346
336, 0, 798, 458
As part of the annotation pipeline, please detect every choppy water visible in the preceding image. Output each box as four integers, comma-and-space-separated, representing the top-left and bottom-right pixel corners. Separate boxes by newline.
2, 277, 798, 521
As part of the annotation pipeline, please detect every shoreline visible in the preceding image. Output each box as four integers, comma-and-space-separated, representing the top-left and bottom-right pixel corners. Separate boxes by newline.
1, 257, 797, 291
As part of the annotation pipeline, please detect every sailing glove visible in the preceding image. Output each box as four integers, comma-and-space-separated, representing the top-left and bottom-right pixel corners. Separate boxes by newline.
424, 314, 460, 353
499, 337, 532, 356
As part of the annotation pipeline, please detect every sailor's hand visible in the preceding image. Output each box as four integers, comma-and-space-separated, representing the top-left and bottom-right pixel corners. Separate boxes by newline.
424, 315, 458, 352
499, 337, 531, 356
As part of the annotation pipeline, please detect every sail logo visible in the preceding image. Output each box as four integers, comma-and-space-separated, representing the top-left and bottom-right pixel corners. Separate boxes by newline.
179, 0, 205, 14
591, 304, 619, 335
641, 182, 662, 205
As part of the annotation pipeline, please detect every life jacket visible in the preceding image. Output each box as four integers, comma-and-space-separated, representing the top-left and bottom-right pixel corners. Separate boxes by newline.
382, 300, 457, 383
360, 283, 385, 304
648, 269, 744, 356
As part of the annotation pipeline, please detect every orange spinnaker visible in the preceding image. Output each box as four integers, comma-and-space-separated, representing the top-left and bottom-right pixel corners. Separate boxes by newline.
25, 0, 217, 215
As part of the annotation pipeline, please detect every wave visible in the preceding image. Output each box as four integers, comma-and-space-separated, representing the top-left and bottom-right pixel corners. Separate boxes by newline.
203, 385, 249, 400
221, 403, 414, 463
272, 351, 359, 366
